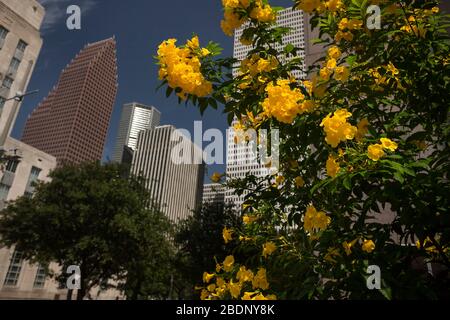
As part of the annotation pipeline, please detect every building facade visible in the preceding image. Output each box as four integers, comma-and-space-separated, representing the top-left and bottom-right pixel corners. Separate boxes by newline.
21, 38, 118, 164
112, 102, 161, 163
233, 8, 307, 79
0, 0, 45, 147
0, 137, 63, 299
202, 183, 226, 206
131, 125, 204, 222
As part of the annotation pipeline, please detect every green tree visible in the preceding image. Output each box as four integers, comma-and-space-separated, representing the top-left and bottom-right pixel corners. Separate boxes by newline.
174, 202, 241, 299
0, 162, 175, 300
157, 0, 449, 299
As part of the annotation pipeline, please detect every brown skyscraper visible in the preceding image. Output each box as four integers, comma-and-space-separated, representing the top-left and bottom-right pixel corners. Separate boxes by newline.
22, 38, 118, 164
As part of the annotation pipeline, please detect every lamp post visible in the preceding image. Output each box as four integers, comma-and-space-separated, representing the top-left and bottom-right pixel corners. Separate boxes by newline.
0, 89, 39, 147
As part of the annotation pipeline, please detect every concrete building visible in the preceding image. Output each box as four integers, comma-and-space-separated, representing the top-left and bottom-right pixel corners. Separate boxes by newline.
131, 125, 204, 222
0, 0, 45, 147
0, 137, 63, 299
22, 38, 118, 165
112, 103, 161, 163
202, 183, 226, 206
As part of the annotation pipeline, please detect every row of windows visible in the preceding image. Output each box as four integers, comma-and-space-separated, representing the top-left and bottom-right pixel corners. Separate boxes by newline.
3, 250, 47, 288
0, 162, 42, 201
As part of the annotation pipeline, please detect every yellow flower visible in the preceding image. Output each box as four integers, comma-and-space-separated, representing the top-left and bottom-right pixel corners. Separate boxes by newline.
356, 118, 369, 141
262, 241, 277, 258
362, 239, 376, 253
221, 10, 245, 36
386, 62, 399, 77
203, 272, 215, 283
252, 268, 269, 290
200, 289, 209, 300
326, 0, 343, 12
157, 38, 213, 98
326, 154, 340, 178
380, 138, 398, 152
320, 109, 357, 148
216, 277, 225, 288
334, 66, 350, 82
228, 280, 242, 299
201, 48, 211, 56
241, 291, 258, 300
367, 144, 385, 161
275, 175, 285, 186
320, 67, 332, 81
250, 2, 276, 23
338, 18, 348, 30
327, 46, 341, 60
262, 79, 312, 124
216, 263, 221, 273
223, 227, 233, 244
348, 19, 363, 30
243, 214, 258, 224
187, 35, 199, 49
211, 172, 222, 183
324, 247, 340, 263
295, 176, 305, 188
303, 205, 331, 236
207, 284, 216, 292
326, 58, 337, 70
223, 255, 235, 272
236, 266, 254, 283
296, 0, 321, 13
342, 239, 358, 256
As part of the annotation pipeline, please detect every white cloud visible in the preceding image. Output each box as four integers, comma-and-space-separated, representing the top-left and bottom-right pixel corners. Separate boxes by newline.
38, 0, 96, 33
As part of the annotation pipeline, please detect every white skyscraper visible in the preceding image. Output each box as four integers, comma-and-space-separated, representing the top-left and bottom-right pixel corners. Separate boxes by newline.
225, 8, 320, 210
131, 125, 204, 222
202, 183, 226, 206
112, 102, 161, 163
233, 8, 307, 79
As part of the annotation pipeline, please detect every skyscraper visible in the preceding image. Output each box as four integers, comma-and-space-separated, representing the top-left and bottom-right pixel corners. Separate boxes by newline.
112, 102, 161, 163
202, 183, 226, 206
131, 125, 204, 222
226, 8, 315, 209
0, 0, 45, 147
22, 38, 118, 164
233, 8, 307, 79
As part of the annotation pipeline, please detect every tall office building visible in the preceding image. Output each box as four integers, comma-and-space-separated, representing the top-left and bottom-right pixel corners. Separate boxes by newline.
202, 183, 226, 206
112, 102, 161, 163
233, 8, 308, 79
226, 8, 319, 209
131, 125, 204, 222
22, 38, 118, 164
0, 0, 45, 147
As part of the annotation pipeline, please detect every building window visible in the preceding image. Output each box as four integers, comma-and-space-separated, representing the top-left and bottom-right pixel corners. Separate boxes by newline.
3, 250, 24, 287
5, 159, 20, 173
33, 264, 47, 289
0, 183, 10, 201
0, 96, 5, 116
16, 40, 27, 53
1, 76, 13, 89
27, 166, 41, 188
0, 26, 8, 49
8, 58, 21, 75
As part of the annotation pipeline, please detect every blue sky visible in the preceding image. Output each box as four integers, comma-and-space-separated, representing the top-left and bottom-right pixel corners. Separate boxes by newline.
12, 0, 293, 178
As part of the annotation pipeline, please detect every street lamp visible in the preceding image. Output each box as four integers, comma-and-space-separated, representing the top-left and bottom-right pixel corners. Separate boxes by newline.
0, 89, 39, 147
5, 89, 39, 102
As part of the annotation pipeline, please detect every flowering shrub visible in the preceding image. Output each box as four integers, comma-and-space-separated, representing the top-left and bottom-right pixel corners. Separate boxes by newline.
158, 0, 450, 299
